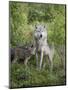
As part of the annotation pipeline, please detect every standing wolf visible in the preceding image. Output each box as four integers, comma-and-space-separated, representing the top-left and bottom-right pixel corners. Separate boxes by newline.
34, 24, 54, 70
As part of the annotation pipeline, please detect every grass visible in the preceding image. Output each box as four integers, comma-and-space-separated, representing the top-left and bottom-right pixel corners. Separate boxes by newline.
9, 54, 66, 88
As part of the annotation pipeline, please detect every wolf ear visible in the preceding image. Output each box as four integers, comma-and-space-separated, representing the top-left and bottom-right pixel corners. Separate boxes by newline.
35, 25, 37, 29
44, 25, 47, 30
44, 25, 45, 28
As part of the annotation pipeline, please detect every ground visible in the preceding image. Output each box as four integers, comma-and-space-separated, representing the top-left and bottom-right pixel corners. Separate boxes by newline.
10, 54, 66, 88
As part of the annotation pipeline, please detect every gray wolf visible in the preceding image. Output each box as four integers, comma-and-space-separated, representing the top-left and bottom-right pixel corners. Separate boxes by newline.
34, 24, 54, 70
11, 44, 35, 66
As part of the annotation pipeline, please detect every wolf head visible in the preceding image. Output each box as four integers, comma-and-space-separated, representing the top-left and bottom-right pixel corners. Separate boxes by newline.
28, 44, 36, 55
34, 24, 47, 40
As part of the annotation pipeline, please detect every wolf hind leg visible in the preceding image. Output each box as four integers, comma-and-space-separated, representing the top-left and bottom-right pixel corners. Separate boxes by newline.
48, 55, 53, 73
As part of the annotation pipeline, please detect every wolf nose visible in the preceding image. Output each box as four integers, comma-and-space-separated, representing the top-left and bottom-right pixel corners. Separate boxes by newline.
40, 34, 42, 38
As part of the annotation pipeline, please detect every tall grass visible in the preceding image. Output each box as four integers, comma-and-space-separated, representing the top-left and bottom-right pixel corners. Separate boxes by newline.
10, 53, 66, 88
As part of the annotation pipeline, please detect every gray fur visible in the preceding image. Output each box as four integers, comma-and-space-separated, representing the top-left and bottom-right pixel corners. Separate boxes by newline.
34, 24, 54, 70
13, 44, 35, 66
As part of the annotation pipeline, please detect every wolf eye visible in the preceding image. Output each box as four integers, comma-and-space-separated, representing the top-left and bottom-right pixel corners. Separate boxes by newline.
41, 30, 43, 32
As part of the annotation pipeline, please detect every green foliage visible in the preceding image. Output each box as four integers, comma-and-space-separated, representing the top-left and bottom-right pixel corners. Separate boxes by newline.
28, 4, 55, 23
10, 54, 65, 88
10, 2, 65, 46
9, 2, 66, 88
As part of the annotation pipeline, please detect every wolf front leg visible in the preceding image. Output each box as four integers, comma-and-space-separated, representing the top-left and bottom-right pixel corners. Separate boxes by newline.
35, 48, 39, 69
24, 57, 30, 66
39, 50, 44, 70
49, 54, 53, 73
